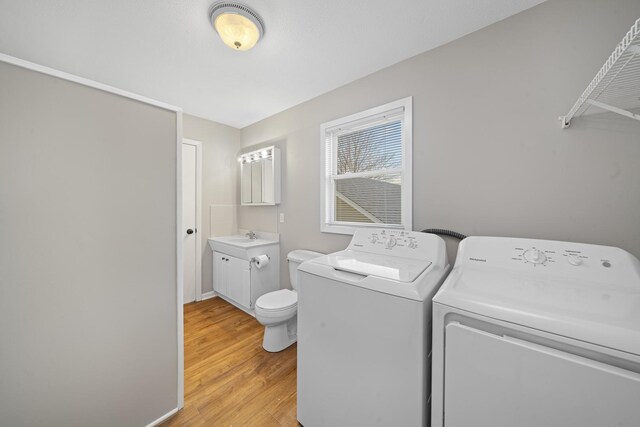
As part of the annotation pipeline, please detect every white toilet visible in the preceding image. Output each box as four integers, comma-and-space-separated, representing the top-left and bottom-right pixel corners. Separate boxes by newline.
255, 249, 324, 352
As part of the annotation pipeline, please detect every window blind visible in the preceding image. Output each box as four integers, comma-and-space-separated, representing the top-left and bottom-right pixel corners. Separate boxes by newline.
320, 97, 411, 234
325, 110, 404, 225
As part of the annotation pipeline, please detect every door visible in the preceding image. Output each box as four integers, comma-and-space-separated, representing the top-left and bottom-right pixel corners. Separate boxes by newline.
226, 256, 251, 308
443, 322, 640, 427
182, 140, 201, 304
213, 252, 227, 296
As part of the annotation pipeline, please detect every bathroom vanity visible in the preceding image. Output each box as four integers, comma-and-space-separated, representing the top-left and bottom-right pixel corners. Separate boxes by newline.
208, 233, 280, 314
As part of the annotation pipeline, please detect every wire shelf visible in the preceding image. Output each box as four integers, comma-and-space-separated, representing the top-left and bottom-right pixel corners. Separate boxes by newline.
560, 18, 640, 128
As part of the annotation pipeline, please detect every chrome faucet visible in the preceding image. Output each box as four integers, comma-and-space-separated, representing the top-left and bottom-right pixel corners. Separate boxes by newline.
246, 230, 257, 240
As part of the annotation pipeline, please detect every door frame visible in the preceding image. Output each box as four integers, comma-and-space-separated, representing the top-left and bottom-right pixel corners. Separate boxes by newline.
182, 138, 203, 302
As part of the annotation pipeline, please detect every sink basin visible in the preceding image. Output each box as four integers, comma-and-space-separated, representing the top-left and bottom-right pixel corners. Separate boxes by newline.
212, 235, 276, 248
208, 234, 279, 260
225, 236, 253, 244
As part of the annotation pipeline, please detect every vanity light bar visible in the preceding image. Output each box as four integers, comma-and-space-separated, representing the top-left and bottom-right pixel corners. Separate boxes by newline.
238, 147, 274, 163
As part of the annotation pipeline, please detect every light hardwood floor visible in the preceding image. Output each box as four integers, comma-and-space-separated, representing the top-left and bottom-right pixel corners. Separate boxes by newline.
162, 297, 299, 427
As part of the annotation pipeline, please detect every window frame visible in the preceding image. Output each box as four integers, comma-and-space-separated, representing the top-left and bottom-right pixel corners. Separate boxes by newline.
320, 97, 412, 235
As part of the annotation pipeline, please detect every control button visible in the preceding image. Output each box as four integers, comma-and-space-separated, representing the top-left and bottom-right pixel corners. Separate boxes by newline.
385, 236, 397, 249
602, 261, 611, 268
523, 248, 547, 264
369, 235, 378, 244
408, 240, 417, 249
567, 255, 582, 266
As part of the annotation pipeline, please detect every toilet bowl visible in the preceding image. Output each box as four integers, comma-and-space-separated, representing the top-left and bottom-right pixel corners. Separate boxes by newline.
255, 249, 324, 352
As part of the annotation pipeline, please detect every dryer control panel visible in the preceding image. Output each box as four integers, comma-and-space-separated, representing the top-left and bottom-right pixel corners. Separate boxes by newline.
347, 228, 445, 261
457, 236, 640, 283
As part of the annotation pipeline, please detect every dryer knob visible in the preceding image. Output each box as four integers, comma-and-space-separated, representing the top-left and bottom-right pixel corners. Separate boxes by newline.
524, 248, 547, 264
567, 255, 582, 266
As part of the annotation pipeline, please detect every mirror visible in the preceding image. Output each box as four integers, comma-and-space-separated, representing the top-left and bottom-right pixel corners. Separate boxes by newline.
241, 163, 252, 204
239, 146, 280, 205
251, 161, 263, 203
262, 156, 274, 202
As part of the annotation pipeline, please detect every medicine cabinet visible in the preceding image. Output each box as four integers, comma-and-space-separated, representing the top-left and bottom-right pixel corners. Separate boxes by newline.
240, 146, 281, 206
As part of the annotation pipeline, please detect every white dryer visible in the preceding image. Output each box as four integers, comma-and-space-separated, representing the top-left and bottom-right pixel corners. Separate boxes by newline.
297, 228, 450, 427
431, 236, 640, 427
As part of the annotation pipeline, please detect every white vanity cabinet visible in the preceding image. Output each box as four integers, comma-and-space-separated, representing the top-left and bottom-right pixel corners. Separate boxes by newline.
208, 234, 280, 314
213, 252, 251, 308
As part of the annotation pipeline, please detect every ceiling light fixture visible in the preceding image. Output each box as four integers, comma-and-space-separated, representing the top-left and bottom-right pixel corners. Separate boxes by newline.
209, 2, 265, 51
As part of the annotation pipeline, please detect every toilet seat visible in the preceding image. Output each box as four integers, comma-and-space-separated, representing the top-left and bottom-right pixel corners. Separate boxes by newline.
256, 289, 297, 311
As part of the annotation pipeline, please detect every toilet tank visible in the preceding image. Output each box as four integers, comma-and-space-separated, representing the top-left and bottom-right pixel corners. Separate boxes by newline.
288, 250, 324, 290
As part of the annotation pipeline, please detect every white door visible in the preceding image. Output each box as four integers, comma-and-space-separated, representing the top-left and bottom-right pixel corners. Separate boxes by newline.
226, 256, 251, 308
213, 252, 227, 296
182, 141, 200, 304
444, 322, 640, 427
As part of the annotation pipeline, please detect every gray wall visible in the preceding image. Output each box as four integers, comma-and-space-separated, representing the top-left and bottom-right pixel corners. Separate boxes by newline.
0, 62, 178, 426
239, 0, 640, 288
183, 114, 241, 294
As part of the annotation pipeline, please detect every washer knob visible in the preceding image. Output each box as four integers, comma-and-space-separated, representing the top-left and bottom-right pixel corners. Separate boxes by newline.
567, 255, 582, 266
370, 235, 378, 244
408, 240, 417, 249
523, 248, 547, 264
385, 236, 397, 249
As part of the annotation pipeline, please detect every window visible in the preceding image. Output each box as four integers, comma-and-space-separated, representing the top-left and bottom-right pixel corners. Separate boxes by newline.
320, 97, 412, 234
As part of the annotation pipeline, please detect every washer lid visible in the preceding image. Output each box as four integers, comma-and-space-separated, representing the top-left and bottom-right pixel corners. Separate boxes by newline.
298, 228, 450, 301
314, 250, 432, 283
255, 289, 297, 311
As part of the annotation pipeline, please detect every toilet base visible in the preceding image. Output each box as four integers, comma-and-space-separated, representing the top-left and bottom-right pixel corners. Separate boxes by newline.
262, 316, 297, 352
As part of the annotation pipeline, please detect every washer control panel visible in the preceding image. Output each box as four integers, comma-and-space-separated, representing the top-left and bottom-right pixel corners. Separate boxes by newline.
348, 228, 443, 260
361, 229, 419, 250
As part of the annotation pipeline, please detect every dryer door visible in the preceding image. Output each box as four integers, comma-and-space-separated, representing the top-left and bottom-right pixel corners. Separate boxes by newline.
444, 322, 640, 427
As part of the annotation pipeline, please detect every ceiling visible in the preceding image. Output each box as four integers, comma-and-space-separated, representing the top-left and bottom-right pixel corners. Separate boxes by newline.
0, 0, 546, 128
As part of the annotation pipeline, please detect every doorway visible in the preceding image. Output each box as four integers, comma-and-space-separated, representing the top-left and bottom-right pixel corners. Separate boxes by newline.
182, 139, 202, 304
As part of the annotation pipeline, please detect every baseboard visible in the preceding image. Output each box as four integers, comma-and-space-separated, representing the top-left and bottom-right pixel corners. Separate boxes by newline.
200, 291, 217, 301
145, 407, 179, 427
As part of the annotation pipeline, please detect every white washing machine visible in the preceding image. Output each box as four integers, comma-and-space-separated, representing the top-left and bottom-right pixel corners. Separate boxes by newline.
431, 236, 640, 427
297, 228, 450, 427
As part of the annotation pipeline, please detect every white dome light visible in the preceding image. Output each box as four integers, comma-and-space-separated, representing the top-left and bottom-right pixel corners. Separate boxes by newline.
209, 2, 265, 51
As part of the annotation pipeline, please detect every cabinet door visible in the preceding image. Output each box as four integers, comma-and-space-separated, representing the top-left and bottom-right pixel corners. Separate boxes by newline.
226, 256, 251, 308
213, 251, 227, 296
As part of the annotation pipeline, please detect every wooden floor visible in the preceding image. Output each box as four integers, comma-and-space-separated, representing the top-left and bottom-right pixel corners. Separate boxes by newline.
162, 297, 299, 427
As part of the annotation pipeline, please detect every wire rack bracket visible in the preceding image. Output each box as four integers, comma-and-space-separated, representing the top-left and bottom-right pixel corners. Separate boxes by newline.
560, 18, 640, 128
